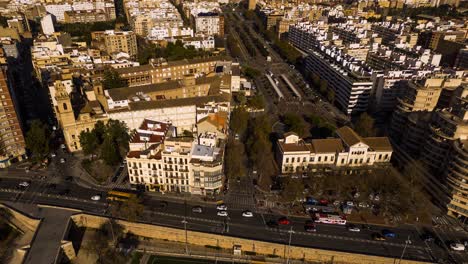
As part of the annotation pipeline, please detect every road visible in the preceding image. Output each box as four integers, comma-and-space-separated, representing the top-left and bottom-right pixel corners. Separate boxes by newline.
1, 177, 467, 263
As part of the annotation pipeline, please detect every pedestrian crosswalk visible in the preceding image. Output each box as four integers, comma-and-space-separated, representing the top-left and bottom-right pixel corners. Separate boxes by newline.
432, 215, 465, 232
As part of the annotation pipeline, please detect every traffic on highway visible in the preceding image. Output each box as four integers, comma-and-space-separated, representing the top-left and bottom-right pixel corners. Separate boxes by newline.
1, 177, 467, 263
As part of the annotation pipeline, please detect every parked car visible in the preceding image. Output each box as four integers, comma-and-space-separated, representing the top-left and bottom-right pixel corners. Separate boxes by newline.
91, 195, 101, 201
382, 229, 396, 238
217, 210, 228, 217
278, 217, 291, 225
216, 204, 227, 210
304, 221, 316, 232
347, 224, 361, 232
18, 181, 30, 187
450, 243, 465, 251
242, 210, 254, 217
51, 153, 56, 158
192, 206, 203, 213
60, 158, 66, 163
372, 233, 386, 241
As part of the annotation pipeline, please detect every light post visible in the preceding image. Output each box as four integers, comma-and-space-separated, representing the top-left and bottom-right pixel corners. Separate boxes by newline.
183, 198, 189, 254
398, 235, 411, 264
286, 226, 295, 264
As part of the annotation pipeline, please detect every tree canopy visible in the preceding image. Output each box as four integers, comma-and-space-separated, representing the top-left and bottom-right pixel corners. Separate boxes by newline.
230, 107, 249, 135
102, 69, 127, 90
283, 113, 305, 137
25, 120, 49, 161
354, 113, 376, 137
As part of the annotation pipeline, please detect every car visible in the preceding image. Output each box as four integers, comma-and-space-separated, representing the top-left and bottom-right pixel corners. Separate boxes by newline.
60, 158, 66, 163
192, 206, 203, 213
372, 233, 386, 241
347, 224, 361, 232
346, 201, 354, 207
242, 210, 254, 217
266, 220, 279, 228
304, 221, 317, 232
216, 204, 227, 210
18, 181, 30, 187
217, 210, 228, 217
60, 144, 66, 149
450, 243, 465, 251
51, 153, 56, 158
421, 232, 435, 243
382, 229, 396, 238
278, 217, 291, 225
91, 195, 101, 201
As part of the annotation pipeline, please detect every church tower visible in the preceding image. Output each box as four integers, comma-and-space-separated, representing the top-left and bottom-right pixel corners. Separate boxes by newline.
54, 80, 75, 127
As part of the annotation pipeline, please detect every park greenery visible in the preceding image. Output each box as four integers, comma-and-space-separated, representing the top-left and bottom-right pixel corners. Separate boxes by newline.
138, 40, 211, 64
80, 120, 130, 183
25, 120, 50, 162
242, 66, 260, 79
310, 73, 335, 104
282, 112, 306, 137
353, 112, 377, 137
306, 114, 336, 139
227, 32, 242, 58
387, 4, 467, 19
102, 69, 127, 90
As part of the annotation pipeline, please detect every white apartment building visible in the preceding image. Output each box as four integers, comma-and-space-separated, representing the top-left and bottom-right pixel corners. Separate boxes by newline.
194, 12, 223, 36
147, 27, 193, 41
127, 119, 225, 195
277, 126, 393, 174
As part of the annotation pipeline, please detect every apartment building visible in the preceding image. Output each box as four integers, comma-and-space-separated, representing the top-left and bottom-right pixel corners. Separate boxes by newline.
115, 56, 234, 87
126, 118, 225, 195
91, 30, 138, 59
0, 65, 26, 167
276, 126, 392, 174
193, 12, 224, 37
305, 48, 373, 115
64, 10, 113, 23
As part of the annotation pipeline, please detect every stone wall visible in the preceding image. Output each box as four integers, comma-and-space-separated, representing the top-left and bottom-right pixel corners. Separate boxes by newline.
71, 213, 429, 264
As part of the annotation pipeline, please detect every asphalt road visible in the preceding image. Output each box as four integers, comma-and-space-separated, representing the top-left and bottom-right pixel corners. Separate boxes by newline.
2, 177, 467, 263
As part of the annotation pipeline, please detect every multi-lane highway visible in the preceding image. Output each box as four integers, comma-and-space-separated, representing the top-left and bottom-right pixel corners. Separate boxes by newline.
1, 177, 467, 263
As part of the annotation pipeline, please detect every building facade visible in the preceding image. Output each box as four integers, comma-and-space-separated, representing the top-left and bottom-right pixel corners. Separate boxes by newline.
91, 30, 138, 59
0, 67, 26, 167
276, 127, 393, 174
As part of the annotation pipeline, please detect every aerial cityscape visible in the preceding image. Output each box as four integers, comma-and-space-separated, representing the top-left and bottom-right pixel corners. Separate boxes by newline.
0, 0, 466, 263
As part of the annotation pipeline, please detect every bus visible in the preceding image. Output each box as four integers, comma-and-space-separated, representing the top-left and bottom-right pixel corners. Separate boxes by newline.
313, 213, 347, 225
106, 190, 136, 202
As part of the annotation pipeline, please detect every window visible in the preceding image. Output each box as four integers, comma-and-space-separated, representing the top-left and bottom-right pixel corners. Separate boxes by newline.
324, 156, 328, 162
378, 154, 382, 160
63, 103, 68, 110
292, 157, 295, 163
384, 154, 389, 159
341, 158, 345, 164
303, 157, 306, 162
285, 158, 289, 163
309, 157, 314, 162
318, 156, 321, 162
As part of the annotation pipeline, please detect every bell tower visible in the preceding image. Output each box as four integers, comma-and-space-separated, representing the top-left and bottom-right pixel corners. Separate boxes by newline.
54, 80, 75, 127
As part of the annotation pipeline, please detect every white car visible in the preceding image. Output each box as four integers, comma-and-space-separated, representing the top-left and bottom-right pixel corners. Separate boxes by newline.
19, 181, 29, 187
346, 201, 354, 207
60, 144, 66, 149
450, 243, 465, 251
60, 158, 65, 163
51, 153, 56, 158
91, 195, 101, 201
217, 210, 228, 217
242, 211, 254, 217
347, 226, 361, 232
216, 204, 227, 210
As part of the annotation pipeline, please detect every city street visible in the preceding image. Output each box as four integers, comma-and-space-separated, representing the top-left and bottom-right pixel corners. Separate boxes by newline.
1, 176, 467, 263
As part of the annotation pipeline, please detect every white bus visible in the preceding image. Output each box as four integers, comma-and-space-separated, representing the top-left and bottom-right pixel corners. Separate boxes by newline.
313, 213, 347, 225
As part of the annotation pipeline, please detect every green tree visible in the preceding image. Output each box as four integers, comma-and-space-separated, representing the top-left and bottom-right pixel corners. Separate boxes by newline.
225, 140, 246, 179
25, 120, 49, 161
101, 135, 121, 166
283, 113, 305, 137
319, 79, 328, 95
79, 130, 99, 157
327, 89, 335, 103
230, 107, 249, 135
243, 66, 260, 79
282, 179, 304, 202
354, 112, 376, 137
102, 69, 127, 90
235, 93, 247, 105
115, 196, 145, 222
247, 94, 265, 109
93, 120, 106, 144
106, 119, 130, 151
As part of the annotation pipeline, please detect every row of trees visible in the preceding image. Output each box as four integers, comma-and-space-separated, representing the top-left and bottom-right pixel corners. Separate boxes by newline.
242, 25, 269, 57
309, 73, 335, 103
25, 120, 50, 162
227, 33, 242, 58
79, 120, 130, 166
237, 26, 257, 57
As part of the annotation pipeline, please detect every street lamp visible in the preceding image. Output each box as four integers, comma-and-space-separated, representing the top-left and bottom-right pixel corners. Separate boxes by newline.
286, 226, 295, 264
183, 199, 189, 254
398, 235, 411, 264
